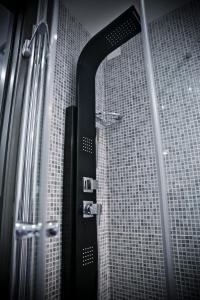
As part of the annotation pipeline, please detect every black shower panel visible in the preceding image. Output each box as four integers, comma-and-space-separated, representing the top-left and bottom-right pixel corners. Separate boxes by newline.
62, 6, 141, 300
62, 106, 77, 299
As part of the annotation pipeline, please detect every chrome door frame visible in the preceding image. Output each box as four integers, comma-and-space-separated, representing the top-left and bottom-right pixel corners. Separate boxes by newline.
35, 1, 59, 299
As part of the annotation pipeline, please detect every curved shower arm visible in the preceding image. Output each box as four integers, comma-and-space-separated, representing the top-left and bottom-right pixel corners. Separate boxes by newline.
22, 21, 49, 58
77, 6, 141, 75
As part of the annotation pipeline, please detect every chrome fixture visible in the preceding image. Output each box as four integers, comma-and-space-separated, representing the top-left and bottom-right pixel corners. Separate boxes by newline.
15, 222, 42, 238
22, 21, 49, 58
83, 201, 96, 218
83, 177, 98, 193
46, 221, 59, 237
96, 111, 123, 128
83, 201, 102, 225
15, 221, 59, 239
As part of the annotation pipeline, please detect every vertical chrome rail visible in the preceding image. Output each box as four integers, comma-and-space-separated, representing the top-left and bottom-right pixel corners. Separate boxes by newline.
35, 0, 59, 299
11, 30, 36, 300
29, 36, 47, 300
22, 37, 42, 223
140, 1, 176, 299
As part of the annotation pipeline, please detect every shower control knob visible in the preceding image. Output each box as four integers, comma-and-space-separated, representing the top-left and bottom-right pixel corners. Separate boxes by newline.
82, 177, 98, 193
84, 203, 92, 215
83, 201, 102, 222
88, 203, 98, 215
83, 201, 97, 217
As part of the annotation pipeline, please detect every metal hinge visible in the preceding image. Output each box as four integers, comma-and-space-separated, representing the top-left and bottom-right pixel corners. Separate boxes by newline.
15, 221, 59, 239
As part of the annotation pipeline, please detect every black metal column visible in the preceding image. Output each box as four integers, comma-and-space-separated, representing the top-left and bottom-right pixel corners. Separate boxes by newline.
62, 6, 141, 300
62, 106, 77, 298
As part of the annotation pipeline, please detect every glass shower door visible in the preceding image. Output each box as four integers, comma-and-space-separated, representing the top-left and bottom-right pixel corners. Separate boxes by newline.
0, 4, 13, 126
0, 1, 58, 299
11, 20, 50, 300
144, 0, 200, 299
0, 3, 14, 215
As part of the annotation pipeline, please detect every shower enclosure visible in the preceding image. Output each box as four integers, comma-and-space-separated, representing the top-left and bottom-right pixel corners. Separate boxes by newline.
62, 0, 195, 299
0, 0, 200, 299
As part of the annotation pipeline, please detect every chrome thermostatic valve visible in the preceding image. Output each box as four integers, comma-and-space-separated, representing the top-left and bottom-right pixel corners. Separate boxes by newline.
83, 201, 102, 225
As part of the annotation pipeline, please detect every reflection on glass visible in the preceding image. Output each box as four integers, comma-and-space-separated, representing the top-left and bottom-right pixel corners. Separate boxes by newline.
0, 4, 13, 117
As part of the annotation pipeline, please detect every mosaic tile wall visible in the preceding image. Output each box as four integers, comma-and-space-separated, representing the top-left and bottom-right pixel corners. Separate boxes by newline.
104, 35, 167, 299
45, 2, 109, 299
45, 1, 90, 298
149, 1, 200, 299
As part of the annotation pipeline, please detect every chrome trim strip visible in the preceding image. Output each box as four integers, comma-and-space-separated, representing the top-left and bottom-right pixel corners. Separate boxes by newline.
35, 0, 59, 299
11, 28, 36, 300
140, 1, 176, 299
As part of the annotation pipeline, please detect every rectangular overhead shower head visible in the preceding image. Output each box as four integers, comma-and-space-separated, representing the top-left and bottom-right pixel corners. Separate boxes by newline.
77, 6, 141, 70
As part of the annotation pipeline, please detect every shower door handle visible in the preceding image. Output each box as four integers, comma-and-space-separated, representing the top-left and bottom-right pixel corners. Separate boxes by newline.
15, 221, 59, 238
15, 222, 42, 238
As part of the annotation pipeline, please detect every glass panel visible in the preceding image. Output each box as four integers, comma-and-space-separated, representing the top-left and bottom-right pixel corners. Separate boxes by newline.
147, 0, 200, 298
96, 13, 168, 300
11, 23, 49, 300
0, 4, 13, 126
